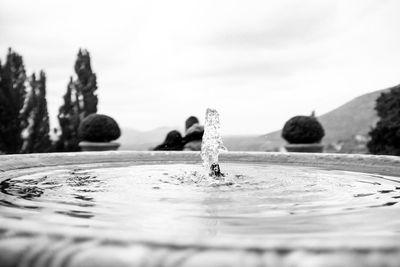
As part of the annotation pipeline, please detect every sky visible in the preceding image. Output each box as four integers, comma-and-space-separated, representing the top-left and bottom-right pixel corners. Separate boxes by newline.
1, 0, 400, 135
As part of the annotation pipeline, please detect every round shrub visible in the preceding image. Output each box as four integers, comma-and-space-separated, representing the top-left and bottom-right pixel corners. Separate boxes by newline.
78, 114, 121, 142
282, 116, 325, 144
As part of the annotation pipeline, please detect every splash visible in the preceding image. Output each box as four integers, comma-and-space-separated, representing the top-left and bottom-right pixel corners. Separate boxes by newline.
201, 108, 227, 177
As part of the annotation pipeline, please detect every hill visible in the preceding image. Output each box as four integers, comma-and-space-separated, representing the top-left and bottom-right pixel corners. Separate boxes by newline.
261, 87, 390, 152
223, 135, 273, 151
223, 87, 391, 152
118, 87, 393, 152
119, 127, 175, 150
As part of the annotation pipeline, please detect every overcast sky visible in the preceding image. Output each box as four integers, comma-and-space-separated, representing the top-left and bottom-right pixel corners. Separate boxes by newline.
1, 0, 400, 134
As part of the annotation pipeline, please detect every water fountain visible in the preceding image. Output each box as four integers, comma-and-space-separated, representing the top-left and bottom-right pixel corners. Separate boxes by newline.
201, 108, 226, 175
1, 109, 400, 266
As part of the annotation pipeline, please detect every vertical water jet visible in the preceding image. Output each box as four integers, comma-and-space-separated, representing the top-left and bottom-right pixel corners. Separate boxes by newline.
201, 108, 227, 177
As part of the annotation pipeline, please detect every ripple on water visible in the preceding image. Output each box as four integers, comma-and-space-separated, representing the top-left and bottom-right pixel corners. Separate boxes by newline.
1, 163, 400, 238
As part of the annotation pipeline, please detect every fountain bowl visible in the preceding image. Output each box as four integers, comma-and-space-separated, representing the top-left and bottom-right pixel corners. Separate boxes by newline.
1, 151, 400, 267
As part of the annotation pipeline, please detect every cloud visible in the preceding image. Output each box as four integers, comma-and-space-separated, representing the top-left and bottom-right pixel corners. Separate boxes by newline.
188, 56, 321, 81
208, 3, 336, 49
2, 0, 400, 135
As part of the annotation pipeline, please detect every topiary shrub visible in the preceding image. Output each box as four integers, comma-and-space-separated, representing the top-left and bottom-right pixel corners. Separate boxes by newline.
78, 114, 121, 142
282, 115, 325, 144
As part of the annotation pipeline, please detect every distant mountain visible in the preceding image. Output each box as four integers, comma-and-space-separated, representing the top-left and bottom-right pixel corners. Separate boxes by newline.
119, 126, 176, 150
262, 87, 391, 152
319, 89, 387, 143
119, 126, 269, 151
223, 135, 271, 151
224, 87, 391, 152
119, 127, 269, 151
118, 86, 392, 152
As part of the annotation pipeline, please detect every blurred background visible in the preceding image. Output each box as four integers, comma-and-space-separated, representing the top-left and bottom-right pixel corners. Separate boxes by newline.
1, 0, 400, 154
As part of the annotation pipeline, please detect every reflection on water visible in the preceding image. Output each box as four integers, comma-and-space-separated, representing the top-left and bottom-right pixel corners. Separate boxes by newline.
0, 164, 400, 238
1, 178, 45, 200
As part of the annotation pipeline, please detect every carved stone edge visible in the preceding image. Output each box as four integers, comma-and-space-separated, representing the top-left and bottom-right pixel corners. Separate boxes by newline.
1, 232, 400, 267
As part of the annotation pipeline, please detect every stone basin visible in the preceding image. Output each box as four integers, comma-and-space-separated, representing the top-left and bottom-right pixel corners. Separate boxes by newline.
1, 151, 400, 267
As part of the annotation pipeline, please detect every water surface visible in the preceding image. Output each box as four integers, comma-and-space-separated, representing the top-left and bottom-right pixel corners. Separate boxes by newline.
1, 163, 400, 239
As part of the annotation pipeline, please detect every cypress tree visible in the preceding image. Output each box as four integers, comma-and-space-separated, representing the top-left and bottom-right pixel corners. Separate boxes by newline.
0, 48, 28, 154
21, 71, 51, 153
56, 78, 80, 151
367, 85, 400, 155
74, 49, 98, 117
56, 49, 98, 151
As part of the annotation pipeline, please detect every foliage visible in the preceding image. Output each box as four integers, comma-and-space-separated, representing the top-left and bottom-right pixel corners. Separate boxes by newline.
0, 48, 28, 154
56, 49, 98, 151
367, 85, 400, 155
282, 115, 325, 144
56, 79, 80, 151
74, 49, 98, 117
78, 114, 121, 142
153, 130, 183, 151
21, 72, 51, 153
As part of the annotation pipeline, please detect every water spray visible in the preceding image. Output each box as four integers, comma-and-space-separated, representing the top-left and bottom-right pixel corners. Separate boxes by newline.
201, 108, 227, 178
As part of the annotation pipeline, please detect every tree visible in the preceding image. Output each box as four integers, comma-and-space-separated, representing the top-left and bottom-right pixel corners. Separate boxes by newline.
367, 85, 400, 155
56, 78, 80, 151
74, 49, 98, 117
56, 49, 98, 151
0, 48, 28, 154
21, 71, 51, 153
